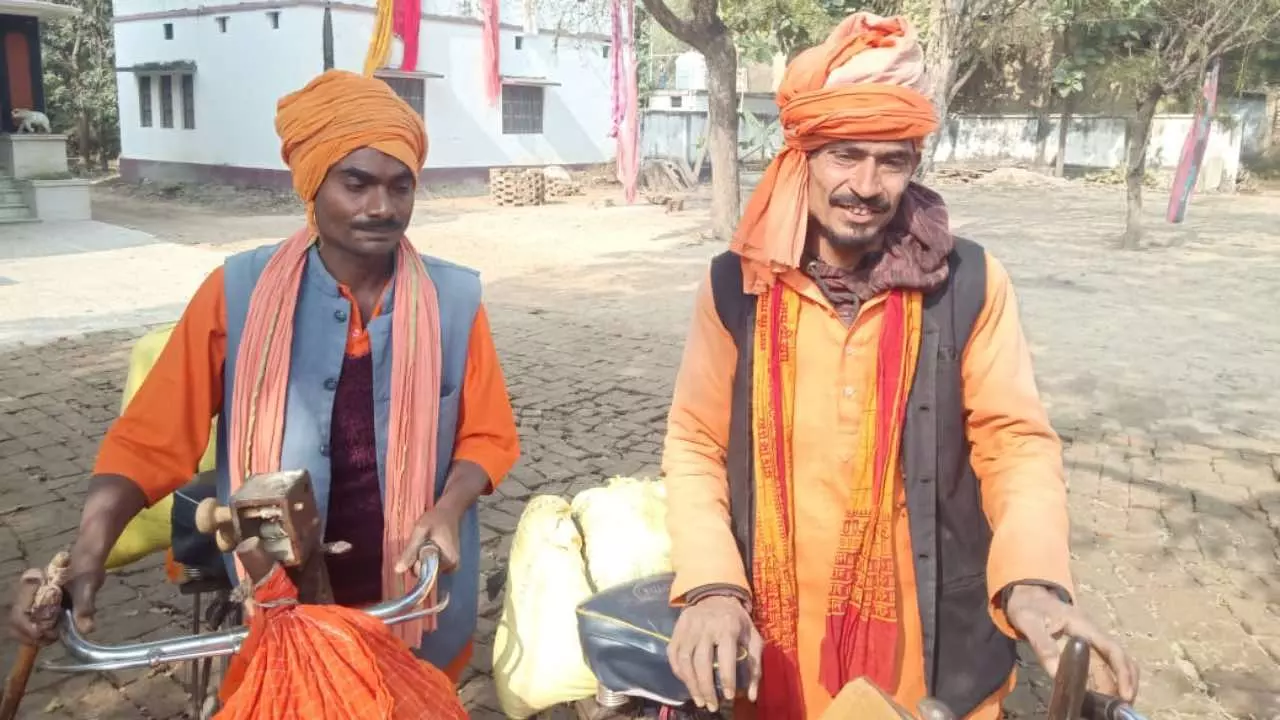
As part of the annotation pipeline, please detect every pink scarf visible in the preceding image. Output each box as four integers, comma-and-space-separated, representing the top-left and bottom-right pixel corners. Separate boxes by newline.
609, 0, 624, 137
227, 229, 443, 648
481, 0, 501, 105
392, 0, 422, 72
611, 0, 639, 202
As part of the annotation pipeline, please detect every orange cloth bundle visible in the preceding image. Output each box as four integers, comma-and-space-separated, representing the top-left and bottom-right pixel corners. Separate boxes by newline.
215, 565, 467, 719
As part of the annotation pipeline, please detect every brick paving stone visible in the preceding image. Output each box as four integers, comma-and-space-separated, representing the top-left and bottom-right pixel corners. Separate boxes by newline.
1, 184, 1278, 718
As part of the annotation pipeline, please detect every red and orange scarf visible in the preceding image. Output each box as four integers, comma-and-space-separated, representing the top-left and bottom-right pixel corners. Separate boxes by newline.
751, 282, 922, 718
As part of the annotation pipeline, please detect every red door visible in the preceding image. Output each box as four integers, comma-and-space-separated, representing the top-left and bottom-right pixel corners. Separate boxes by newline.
4, 29, 34, 113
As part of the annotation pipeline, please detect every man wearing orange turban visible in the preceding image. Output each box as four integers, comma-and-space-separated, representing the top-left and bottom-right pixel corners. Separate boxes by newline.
9, 69, 520, 702
659, 13, 1139, 719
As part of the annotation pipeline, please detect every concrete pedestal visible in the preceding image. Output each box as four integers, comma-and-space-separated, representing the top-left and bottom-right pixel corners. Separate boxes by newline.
0, 134, 90, 221
25, 178, 91, 221
0, 132, 71, 179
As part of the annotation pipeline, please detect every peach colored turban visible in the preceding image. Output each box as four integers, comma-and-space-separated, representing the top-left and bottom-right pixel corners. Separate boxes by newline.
730, 12, 939, 293
275, 69, 428, 222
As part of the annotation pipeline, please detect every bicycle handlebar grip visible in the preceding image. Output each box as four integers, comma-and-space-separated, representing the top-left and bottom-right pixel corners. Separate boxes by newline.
1081, 690, 1147, 720
1047, 636, 1091, 720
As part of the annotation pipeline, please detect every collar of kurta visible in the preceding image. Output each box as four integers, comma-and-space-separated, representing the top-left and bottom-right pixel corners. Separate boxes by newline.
795, 199, 955, 324
802, 253, 876, 325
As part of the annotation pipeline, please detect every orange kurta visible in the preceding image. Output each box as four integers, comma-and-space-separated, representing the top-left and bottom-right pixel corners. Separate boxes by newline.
662, 253, 1072, 718
94, 263, 520, 678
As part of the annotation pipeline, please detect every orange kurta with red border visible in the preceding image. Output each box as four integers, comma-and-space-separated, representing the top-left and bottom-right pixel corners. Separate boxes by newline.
662, 253, 1072, 719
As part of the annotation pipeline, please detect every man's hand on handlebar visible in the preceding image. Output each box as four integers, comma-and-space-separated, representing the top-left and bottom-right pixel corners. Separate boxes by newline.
8, 543, 105, 646
667, 594, 764, 713
8, 474, 148, 648
1006, 584, 1140, 704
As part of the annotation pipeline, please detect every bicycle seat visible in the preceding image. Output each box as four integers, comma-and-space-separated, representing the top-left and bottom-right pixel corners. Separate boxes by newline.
170, 472, 229, 583
576, 574, 751, 707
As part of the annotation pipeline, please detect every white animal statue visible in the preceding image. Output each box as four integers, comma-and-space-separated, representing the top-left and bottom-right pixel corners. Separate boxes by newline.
11, 108, 51, 134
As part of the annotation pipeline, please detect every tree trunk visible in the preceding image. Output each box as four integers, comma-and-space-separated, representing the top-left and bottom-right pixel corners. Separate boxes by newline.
68, 21, 91, 171
917, 0, 958, 179
917, 56, 955, 178
703, 31, 740, 241
1033, 33, 1059, 167
98, 129, 109, 172
1054, 91, 1076, 178
77, 111, 92, 171
1121, 87, 1163, 249
1033, 105, 1051, 168
638, 0, 739, 236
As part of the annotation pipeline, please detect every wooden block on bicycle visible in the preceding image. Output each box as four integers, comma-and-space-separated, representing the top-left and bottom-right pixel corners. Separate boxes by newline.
194, 470, 334, 605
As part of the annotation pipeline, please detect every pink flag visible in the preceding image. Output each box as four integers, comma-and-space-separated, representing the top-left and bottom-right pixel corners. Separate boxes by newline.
392, 0, 421, 71
609, 0, 624, 137
618, 46, 640, 203
481, 0, 501, 105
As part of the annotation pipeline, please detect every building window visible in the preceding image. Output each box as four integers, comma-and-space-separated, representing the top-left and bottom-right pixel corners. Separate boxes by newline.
377, 74, 425, 116
138, 76, 153, 127
670, 95, 683, 108
514, 36, 523, 50
267, 10, 280, 28
160, 75, 174, 128
501, 84, 544, 135
181, 74, 196, 129
216, 16, 228, 32
163, 22, 173, 39
602, 44, 609, 58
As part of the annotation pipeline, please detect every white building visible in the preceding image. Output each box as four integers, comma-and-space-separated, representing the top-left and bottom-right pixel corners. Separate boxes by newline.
112, 0, 616, 187
644, 49, 780, 115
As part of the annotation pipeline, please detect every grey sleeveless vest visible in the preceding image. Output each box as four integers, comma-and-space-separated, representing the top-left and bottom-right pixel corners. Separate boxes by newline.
214, 242, 482, 668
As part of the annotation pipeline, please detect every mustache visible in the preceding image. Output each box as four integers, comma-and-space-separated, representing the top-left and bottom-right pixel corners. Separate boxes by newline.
829, 192, 891, 213
350, 218, 405, 232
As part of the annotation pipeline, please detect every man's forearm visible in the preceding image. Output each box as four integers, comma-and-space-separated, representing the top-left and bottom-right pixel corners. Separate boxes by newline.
664, 470, 751, 603
435, 460, 491, 519
71, 474, 149, 565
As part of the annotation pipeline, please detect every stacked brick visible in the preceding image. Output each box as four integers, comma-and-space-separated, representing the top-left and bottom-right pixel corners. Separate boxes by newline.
489, 169, 547, 207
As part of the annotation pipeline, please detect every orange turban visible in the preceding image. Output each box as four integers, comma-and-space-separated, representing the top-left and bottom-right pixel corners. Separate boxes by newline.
275, 69, 428, 222
730, 12, 938, 293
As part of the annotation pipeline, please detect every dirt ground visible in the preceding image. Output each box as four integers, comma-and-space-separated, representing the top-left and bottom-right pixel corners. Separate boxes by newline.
1, 173, 1278, 719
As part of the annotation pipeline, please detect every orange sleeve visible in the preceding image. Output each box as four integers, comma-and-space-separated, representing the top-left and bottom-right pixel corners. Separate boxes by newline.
662, 272, 751, 602
452, 303, 520, 491
94, 266, 228, 505
963, 253, 1073, 637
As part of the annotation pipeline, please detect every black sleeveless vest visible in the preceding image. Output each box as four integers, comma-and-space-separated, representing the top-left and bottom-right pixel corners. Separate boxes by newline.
709, 238, 1016, 714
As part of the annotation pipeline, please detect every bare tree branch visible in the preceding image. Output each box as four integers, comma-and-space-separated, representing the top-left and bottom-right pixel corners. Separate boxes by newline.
640, 0, 702, 49
948, 58, 982, 104
1211, 3, 1280, 57
1149, 0, 1280, 92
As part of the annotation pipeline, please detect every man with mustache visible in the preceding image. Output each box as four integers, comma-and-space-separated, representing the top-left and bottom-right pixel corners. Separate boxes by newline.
8, 70, 520, 691
660, 13, 1139, 719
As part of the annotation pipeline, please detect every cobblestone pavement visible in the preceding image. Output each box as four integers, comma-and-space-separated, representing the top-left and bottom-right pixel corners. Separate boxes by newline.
1, 182, 1278, 719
